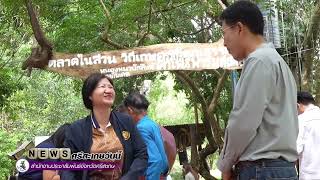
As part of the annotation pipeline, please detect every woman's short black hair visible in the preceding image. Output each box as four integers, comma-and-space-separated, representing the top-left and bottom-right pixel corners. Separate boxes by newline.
123, 92, 150, 111
220, 1, 264, 35
297, 91, 315, 105
82, 73, 114, 110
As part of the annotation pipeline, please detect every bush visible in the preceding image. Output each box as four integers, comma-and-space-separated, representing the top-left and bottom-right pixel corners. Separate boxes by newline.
0, 129, 22, 179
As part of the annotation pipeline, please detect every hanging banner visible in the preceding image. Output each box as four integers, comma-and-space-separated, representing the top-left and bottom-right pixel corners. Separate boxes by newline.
47, 39, 241, 79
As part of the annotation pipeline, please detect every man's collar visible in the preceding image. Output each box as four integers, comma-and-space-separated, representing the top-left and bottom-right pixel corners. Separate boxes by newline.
305, 104, 317, 112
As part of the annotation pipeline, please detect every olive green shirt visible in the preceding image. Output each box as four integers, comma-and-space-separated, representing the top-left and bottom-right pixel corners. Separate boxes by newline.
217, 43, 299, 172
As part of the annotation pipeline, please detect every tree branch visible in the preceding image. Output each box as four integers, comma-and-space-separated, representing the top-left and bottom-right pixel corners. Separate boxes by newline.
22, 0, 53, 75
174, 71, 223, 148
174, 71, 208, 108
198, 144, 218, 180
99, 0, 127, 49
134, 0, 196, 21
204, 69, 221, 77
138, 0, 153, 46
204, 70, 228, 145
150, 30, 167, 43
208, 69, 228, 114
315, 61, 320, 106
24, 0, 52, 49
0, 59, 11, 70
147, 1, 152, 33
197, 0, 223, 25
174, 21, 215, 36
101, 32, 127, 49
99, 0, 113, 26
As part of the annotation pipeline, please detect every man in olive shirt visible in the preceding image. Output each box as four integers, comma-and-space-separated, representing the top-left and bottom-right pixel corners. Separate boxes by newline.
217, 1, 298, 180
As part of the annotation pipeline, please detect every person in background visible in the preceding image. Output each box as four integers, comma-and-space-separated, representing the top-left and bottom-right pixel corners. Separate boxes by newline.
159, 126, 177, 173
297, 91, 320, 180
217, 1, 298, 179
123, 92, 169, 180
61, 73, 148, 180
116, 102, 177, 173
18, 123, 70, 180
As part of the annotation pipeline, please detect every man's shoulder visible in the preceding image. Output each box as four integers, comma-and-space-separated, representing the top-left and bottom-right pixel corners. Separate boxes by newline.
248, 43, 282, 66
252, 43, 278, 56
306, 107, 320, 121
138, 117, 158, 129
143, 117, 158, 126
299, 108, 320, 123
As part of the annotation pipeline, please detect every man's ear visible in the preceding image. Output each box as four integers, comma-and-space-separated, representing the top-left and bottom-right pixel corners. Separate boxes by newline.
237, 22, 245, 34
127, 106, 133, 113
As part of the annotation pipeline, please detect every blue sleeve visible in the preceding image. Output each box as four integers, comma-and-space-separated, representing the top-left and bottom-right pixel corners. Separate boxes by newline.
137, 122, 168, 179
120, 124, 148, 180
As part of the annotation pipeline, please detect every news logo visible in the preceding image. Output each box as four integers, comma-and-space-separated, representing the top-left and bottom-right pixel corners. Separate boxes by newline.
27, 148, 71, 160
26, 148, 122, 161
17, 148, 123, 171
16, 159, 30, 173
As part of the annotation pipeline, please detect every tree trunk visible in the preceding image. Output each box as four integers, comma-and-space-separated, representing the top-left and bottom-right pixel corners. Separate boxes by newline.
190, 124, 199, 168
174, 71, 225, 179
190, 105, 200, 168
302, 2, 320, 92
23, 0, 53, 74
198, 145, 218, 180
314, 61, 320, 106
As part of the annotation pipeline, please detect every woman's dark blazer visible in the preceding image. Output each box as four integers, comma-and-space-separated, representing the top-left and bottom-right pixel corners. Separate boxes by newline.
60, 111, 148, 180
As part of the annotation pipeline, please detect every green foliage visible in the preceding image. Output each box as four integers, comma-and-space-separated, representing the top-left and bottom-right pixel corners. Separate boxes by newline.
276, 0, 315, 47
0, 129, 23, 179
4, 71, 87, 139
147, 72, 195, 125
172, 70, 233, 128
48, 1, 107, 53
0, 69, 22, 107
113, 73, 158, 106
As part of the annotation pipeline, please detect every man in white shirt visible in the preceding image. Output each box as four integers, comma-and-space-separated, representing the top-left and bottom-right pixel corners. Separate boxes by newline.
297, 91, 320, 180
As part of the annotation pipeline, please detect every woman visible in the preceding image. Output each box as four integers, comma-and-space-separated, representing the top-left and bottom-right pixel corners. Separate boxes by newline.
60, 73, 148, 180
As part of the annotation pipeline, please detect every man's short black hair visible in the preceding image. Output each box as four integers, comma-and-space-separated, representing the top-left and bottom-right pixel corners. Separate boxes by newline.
123, 92, 150, 111
220, 0, 264, 35
82, 73, 114, 110
297, 91, 315, 105
115, 103, 127, 113
46, 123, 70, 148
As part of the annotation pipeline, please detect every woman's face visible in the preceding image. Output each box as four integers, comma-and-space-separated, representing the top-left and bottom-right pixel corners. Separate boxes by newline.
90, 78, 115, 108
